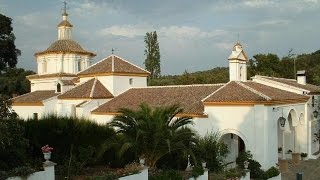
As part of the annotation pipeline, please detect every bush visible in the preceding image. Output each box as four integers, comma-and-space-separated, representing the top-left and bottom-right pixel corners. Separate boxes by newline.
193, 132, 229, 172
248, 159, 264, 179
0, 118, 29, 170
264, 166, 280, 179
225, 168, 246, 179
191, 166, 204, 178
24, 115, 116, 177
236, 151, 252, 169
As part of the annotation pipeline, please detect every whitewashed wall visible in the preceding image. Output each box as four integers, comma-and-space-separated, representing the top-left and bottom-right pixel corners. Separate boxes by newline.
12, 106, 44, 120
37, 54, 91, 75
79, 75, 147, 96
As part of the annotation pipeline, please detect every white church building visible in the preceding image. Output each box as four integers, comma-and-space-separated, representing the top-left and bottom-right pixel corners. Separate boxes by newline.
12, 9, 320, 170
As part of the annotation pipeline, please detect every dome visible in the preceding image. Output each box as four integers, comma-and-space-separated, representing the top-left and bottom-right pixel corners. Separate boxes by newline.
34, 39, 96, 56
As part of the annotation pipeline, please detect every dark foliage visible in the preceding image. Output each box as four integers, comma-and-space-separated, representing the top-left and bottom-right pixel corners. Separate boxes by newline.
24, 115, 116, 176
0, 118, 29, 171
0, 68, 35, 97
0, 14, 21, 70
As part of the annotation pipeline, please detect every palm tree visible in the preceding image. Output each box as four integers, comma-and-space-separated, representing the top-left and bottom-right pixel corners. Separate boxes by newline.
109, 103, 197, 168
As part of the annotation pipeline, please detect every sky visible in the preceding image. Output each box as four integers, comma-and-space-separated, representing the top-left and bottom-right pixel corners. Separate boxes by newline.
1, 0, 320, 75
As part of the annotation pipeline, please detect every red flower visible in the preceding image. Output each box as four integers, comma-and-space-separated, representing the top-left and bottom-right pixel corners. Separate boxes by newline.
41, 144, 53, 153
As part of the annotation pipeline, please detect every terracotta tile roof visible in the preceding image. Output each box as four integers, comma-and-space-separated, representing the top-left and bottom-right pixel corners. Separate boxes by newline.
27, 73, 77, 80
78, 55, 150, 76
58, 78, 113, 99
60, 79, 75, 86
34, 39, 96, 56
204, 81, 309, 104
12, 90, 59, 104
242, 82, 309, 101
204, 81, 266, 102
261, 76, 320, 94
91, 84, 223, 116
58, 20, 73, 27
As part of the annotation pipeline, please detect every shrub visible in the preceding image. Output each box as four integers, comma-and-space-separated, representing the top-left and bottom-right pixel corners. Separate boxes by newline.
301, 153, 308, 158
193, 132, 229, 172
236, 151, 252, 169
191, 166, 204, 178
118, 162, 143, 177
0, 118, 29, 170
24, 115, 116, 177
248, 159, 264, 179
264, 166, 280, 179
225, 168, 246, 179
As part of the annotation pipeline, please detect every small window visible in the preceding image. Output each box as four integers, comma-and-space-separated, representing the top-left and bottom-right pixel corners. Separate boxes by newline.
57, 83, 61, 92
33, 113, 38, 120
77, 60, 81, 72
129, 78, 133, 85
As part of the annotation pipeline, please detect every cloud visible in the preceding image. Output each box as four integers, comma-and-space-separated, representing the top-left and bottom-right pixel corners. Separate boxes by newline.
71, 0, 118, 17
15, 12, 55, 29
98, 24, 227, 39
243, 0, 275, 8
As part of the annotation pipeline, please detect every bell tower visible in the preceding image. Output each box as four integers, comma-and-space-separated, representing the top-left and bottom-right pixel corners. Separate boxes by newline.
228, 42, 248, 82
58, 1, 73, 40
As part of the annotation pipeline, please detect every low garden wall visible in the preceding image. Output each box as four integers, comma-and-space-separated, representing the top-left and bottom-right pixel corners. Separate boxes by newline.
6, 161, 55, 180
189, 170, 208, 180
119, 168, 148, 180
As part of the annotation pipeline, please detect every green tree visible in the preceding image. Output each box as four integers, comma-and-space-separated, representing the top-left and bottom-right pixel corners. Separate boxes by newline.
144, 31, 161, 78
0, 68, 35, 97
0, 14, 21, 70
109, 103, 197, 168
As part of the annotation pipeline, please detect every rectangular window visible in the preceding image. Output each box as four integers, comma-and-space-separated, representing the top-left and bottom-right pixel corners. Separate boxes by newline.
129, 78, 133, 85
33, 113, 38, 120
77, 60, 81, 72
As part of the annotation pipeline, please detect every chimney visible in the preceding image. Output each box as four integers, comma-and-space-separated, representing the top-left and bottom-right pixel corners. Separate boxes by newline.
297, 70, 306, 85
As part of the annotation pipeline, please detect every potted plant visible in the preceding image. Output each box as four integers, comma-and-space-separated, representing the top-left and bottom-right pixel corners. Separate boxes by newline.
300, 153, 308, 160
41, 144, 53, 162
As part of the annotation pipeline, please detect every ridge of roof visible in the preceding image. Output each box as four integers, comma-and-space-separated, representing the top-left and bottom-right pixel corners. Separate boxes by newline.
113, 55, 150, 74
256, 75, 296, 82
201, 81, 232, 102
77, 54, 150, 75
236, 81, 272, 100
89, 78, 97, 98
132, 83, 225, 90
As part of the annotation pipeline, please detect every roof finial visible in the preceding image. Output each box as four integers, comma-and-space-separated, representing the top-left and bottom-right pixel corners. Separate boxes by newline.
111, 48, 115, 54
62, 1, 68, 16
237, 32, 240, 43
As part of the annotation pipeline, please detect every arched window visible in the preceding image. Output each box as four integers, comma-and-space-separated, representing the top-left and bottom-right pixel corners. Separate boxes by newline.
57, 83, 61, 93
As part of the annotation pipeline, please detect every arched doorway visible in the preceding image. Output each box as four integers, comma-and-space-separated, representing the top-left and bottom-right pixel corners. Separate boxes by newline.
281, 109, 298, 158
220, 132, 246, 168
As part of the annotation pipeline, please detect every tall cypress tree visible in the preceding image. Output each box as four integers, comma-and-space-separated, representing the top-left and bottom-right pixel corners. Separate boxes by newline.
0, 14, 21, 71
144, 31, 161, 78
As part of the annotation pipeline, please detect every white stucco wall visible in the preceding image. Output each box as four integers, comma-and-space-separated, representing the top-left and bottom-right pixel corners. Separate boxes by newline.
12, 106, 44, 120
76, 99, 109, 118
37, 54, 91, 75
79, 75, 147, 97
91, 114, 114, 124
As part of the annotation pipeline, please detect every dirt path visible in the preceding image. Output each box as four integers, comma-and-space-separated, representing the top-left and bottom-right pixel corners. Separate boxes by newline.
282, 159, 320, 180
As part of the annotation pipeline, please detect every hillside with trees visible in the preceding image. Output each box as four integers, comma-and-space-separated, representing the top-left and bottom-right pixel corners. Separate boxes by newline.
149, 50, 320, 86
